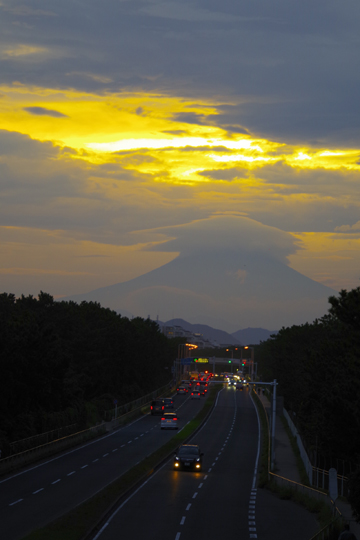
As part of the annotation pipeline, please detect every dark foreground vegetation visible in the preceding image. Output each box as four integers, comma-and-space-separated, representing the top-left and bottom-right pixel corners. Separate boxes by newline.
254, 286, 360, 521
2, 286, 360, 521
0, 292, 180, 456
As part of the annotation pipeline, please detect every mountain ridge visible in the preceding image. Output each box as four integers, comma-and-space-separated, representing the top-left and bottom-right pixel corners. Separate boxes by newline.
61, 248, 336, 331
160, 318, 277, 345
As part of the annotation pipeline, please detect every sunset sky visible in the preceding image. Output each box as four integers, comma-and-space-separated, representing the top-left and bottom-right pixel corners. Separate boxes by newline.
1, 0, 360, 327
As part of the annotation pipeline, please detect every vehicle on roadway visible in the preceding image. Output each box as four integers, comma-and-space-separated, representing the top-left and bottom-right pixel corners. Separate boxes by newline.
199, 385, 207, 395
191, 390, 201, 399
174, 444, 203, 471
177, 385, 188, 394
161, 412, 178, 429
151, 399, 165, 415
163, 398, 174, 409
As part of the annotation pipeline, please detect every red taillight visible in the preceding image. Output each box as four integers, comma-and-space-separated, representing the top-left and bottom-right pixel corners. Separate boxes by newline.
174, 418, 177, 421
161, 417, 165, 421
151, 406, 153, 410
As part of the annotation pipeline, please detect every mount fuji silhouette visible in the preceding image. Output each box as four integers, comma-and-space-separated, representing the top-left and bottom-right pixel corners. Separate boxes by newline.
62, 248, 336, 333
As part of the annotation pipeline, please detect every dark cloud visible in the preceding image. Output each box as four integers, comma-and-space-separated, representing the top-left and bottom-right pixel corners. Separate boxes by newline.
198, 167, 248, 180
23, 107, 68, 118
162, 130, 189, 135
223, 125, 250, 135
0, 130, 58, 157
171, 112, 210, 125
1, 0, 359, 143
179, 145, 230, 153
144, 215, 298, 263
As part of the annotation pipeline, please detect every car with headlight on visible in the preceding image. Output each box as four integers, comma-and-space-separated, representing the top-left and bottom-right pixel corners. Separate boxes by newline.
174, 444, 203, 471
161, 412, 178, 429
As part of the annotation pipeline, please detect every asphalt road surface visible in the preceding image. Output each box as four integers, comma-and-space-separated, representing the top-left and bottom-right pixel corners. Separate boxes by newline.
1, 386, 319, 540
90, 386, 319, 540
0, 391, 205, 540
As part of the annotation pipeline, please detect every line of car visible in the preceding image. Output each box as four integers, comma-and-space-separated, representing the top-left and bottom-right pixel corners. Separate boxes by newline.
151, 376, 211, 432
177, 379, 209, 398
152, 378, 211, 471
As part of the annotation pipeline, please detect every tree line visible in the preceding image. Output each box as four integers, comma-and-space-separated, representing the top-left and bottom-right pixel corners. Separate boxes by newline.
255, 287, 360, 520
0, 292, 180, 456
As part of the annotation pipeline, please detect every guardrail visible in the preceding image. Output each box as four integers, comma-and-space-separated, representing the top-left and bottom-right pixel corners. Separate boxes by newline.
0, 379, 174, 476
0, 423, 107, 476
9, 424, 78, 455
254, 390, 343, 540
102, 380, 173, 421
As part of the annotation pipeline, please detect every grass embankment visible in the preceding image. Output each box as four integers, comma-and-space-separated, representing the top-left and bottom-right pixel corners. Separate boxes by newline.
251, 390, 341, 536
22, 385, 222, 540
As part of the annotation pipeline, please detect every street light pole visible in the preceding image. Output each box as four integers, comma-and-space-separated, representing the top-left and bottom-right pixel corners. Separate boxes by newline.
271, 379, 277, 470
244, 346, 255, 381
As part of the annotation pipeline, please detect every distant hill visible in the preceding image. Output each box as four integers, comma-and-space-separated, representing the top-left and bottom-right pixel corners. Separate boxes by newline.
231, 327, 278, 345
161, 318, 277, 346
161, 318, 240, 346
61, 245, 336, 331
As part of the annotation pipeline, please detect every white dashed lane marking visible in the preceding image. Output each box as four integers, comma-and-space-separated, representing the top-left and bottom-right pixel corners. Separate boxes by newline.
9, 499, 23, 506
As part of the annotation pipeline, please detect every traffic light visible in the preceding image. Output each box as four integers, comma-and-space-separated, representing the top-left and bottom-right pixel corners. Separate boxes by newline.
228, 360, 232, 364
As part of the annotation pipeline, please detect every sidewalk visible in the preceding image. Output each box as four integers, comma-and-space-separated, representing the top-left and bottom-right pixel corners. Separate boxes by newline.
257, 391, 360, 539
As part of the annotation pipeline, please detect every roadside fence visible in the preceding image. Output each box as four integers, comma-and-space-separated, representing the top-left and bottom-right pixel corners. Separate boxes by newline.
0, 379, 174, 476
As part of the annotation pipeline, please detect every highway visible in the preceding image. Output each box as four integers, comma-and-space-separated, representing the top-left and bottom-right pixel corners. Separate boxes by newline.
88, 386, 319, 540
1, 385, 319, 540
0, 391, 206, 540
90, 385, 259, 540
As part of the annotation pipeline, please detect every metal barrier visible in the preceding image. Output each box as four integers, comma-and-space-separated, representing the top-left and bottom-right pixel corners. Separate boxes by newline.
0, 379, 174, 475
9, 424, 78, 455
102, 380, 173, 422
284, 408, 349, 498
254, 390, 343, 540
0, 423, 106, 476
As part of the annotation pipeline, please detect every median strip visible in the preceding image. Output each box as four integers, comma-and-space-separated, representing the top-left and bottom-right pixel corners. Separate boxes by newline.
21, 385, 222, 540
